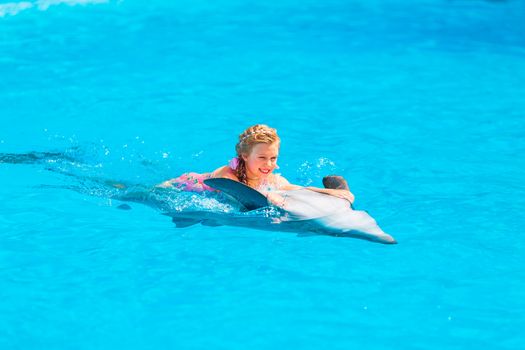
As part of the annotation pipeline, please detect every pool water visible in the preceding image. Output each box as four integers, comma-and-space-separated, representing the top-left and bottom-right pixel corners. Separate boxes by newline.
1, 0, 524, 349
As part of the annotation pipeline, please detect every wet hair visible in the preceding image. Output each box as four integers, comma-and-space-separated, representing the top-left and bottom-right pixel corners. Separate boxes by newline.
235, 124, 280, 184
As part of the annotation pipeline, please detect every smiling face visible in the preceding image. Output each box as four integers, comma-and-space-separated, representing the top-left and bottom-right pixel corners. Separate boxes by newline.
241, 142, 279, 180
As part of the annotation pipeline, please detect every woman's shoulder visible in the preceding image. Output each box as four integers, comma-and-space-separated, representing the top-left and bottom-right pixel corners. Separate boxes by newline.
211, 165, 238, 180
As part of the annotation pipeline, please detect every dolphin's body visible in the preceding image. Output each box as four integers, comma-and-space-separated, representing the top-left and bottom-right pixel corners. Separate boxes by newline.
0, 151, 396, 244
165, 178, 396, 244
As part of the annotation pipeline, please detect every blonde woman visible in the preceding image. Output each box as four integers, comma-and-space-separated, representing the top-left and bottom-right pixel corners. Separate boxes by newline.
159, 124, 354, 204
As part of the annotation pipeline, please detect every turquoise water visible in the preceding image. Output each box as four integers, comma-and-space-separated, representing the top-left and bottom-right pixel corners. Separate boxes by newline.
1, 0, 525, 348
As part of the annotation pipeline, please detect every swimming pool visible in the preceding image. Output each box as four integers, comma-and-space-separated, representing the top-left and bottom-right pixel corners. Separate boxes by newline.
1, 0, 524, 349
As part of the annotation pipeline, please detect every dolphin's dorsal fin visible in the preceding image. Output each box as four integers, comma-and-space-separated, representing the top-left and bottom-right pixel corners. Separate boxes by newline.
203, 178, 269, 211
322, 175, 349, 190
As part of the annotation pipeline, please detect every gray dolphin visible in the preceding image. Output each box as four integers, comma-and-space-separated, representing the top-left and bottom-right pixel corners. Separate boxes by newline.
165, 177, 397, 244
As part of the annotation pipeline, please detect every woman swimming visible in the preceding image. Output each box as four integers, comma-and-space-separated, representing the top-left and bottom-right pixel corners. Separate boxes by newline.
158, 124, 354, 204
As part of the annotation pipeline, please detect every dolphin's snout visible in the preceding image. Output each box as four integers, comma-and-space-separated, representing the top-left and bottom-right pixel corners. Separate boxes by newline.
379, 234, 397, 244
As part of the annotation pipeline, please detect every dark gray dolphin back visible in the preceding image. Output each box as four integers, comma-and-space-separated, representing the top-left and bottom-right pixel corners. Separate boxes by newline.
203, 178, 269, 211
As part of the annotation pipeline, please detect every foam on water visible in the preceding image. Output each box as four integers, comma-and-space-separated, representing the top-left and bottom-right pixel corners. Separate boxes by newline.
0, 0, 109, 17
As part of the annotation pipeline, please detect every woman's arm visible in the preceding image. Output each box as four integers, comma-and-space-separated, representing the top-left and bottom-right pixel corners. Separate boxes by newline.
275, 175, 302, 190
276, 174, 355, 204
305, 187, 355, 204
210, 166, 238, 181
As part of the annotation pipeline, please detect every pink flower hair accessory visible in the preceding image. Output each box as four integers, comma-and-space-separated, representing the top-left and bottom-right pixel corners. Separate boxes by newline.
229, 157, 240, 170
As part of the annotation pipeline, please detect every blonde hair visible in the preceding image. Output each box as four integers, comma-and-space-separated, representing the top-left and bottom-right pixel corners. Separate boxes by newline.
235, 124, 280, 184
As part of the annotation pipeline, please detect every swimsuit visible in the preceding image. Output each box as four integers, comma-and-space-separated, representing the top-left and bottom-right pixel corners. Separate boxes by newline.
171, 172, 214, 193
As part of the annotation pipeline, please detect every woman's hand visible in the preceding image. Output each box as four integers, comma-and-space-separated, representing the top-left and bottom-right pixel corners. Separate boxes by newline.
327, 189, 355, 203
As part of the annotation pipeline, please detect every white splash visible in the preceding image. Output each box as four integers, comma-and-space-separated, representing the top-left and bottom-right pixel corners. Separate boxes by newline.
0, 2, 34, 17
36, 0, 109, 11
0, 0, 109, 17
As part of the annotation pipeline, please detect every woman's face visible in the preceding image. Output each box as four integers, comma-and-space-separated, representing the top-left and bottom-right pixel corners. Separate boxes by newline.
242, 142, 279, 179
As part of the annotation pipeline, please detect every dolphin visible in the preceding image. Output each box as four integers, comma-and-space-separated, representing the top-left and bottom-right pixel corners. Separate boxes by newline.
165, 177, 397, 244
